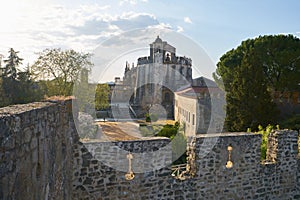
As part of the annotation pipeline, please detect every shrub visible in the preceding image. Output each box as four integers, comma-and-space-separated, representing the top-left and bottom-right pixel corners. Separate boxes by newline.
157, 124, 178, 138
145, 113, 151, 122
255, 124, 278, 160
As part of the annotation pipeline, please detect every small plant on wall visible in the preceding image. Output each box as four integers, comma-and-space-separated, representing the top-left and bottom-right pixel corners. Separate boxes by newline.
251, 124, 279, 160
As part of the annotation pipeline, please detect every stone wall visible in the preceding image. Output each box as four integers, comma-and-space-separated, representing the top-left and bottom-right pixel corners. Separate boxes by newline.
0, 99, 77, 200
72, 138, 172, 200
0, 100, 299, 200
74, 131, 300, 200
172, 131, 299, 199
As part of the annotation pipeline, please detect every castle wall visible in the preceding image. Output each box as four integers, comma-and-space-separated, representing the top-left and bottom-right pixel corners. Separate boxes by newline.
73, 131, 299, 199
0, 101, 299, 200
0, 99, 77, 200
72, 139, 172, 200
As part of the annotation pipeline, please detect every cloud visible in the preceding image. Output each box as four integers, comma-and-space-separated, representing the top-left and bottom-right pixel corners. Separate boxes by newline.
177, 26, 184, 33
0, 3, 162, 67
69, 19, 111, 35
184, 17, 193, 24
111, 13, 158, 30
119, 0, 148, 5
148, 23, 172, 30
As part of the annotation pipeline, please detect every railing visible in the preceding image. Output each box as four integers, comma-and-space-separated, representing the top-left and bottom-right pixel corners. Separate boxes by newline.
171, 164, 187, 179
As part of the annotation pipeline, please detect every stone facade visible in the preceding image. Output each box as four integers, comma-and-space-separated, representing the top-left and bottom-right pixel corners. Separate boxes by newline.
0, 100, 299, 200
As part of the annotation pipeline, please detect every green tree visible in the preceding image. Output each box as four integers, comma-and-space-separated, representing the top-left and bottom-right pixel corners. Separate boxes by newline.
95, 83, 110, 110
31, 48, 93, 96
3, 48, 23, 79
0, 78, 10, 107
1, 49, 21, 104
15, 66, 43, 103
253, 35, 300, 92
0, 49, 43, 106
213, 35, 300, 131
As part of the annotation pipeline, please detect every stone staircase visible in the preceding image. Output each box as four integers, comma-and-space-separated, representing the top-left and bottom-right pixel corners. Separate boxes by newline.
111, 103, 136, 120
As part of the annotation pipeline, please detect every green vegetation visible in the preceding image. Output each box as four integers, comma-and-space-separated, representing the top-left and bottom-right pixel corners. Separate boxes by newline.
156, 122, 180, 138
0, 48, 94, 108
139, 121, 186, 165
214, 35, 300, 132
253, 124, 279, 160
3, 48, 23, 79
95, 83, 110, 110
0, 48, 43, 107
139, 123, 162, 137
31, 48, 93, 96
279, 114, 300, 131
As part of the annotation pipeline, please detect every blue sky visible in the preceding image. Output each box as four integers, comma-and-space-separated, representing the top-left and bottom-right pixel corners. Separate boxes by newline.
0, 0, 299, 82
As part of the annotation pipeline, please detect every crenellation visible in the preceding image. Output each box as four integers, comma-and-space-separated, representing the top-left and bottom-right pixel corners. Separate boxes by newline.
0, 101, 300, 199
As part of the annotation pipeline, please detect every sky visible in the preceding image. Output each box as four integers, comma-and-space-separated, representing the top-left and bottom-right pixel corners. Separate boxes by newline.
0, 0, 299, 82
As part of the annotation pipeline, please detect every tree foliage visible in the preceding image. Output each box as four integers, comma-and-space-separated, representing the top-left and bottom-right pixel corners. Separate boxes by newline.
214, 35, 300, 131
254, 124, 279, 160
0, 78, 10, 107
95, 83, 110, 110
0, 49, 42, 106
3, 48, 23, 79
31, 48, 93, 96
279, 114, 300, 131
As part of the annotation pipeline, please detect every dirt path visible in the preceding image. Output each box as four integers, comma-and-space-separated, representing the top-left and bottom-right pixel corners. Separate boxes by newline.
96, 121, 142, 141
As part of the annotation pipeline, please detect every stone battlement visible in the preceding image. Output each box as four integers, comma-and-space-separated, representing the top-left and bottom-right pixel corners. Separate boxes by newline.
137, 55, 192, 66
0, 100, 299, 199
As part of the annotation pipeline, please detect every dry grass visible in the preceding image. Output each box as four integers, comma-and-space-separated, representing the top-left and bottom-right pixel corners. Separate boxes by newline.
135, 119, 176, 125
44, 95, 74, 101
96, 121, 140, 141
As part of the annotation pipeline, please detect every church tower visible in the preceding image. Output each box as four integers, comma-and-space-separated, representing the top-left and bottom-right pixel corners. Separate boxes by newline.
119, 36, 193, 118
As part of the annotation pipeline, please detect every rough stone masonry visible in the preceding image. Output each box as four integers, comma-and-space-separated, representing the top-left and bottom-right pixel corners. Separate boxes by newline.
0, 99, 299, 199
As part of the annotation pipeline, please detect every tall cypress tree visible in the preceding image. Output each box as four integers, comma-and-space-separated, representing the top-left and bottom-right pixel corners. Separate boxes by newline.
3, 48, 23, 80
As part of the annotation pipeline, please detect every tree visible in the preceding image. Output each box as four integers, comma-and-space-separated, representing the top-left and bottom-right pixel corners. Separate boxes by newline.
3, 48, 23, 79
2, 48, 23, 104
95, 84, 110, 110
0, 49, 43, 106
0, 78, 10, 107
213, 35, 300, 131
15, 66, 43, 103
31, 48, 93, 96
252, 35, 300, 92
